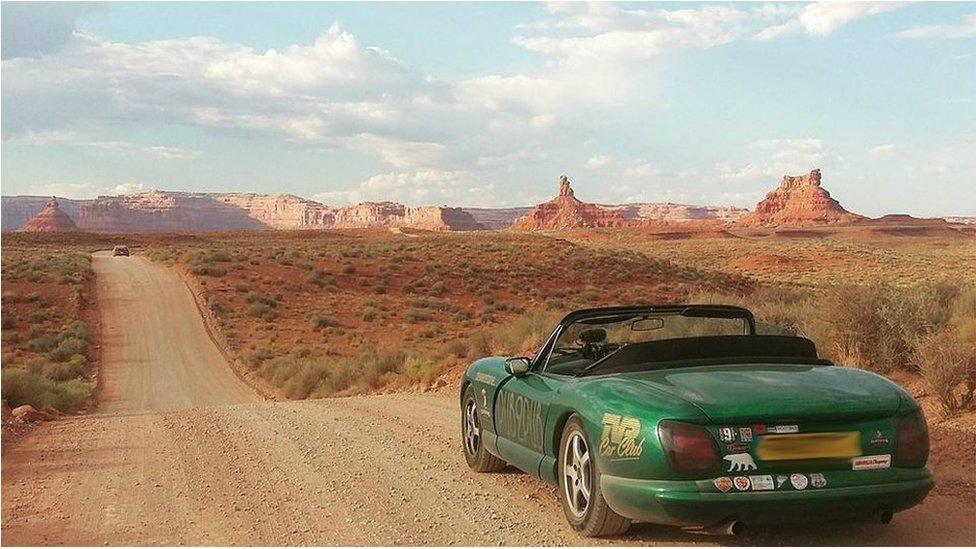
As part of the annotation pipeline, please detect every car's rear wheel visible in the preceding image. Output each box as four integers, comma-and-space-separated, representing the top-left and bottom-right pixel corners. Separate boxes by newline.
461, 384, 505, 472
558, 415, 631, 537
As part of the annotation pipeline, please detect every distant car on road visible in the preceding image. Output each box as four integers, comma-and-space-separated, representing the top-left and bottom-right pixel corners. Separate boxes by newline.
461, 305, 932, 537
112, 245, 130, 257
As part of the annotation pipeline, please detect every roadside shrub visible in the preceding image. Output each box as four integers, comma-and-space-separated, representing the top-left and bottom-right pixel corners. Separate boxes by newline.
914, 328, 976, 417
403, 355, 440, 384
27, 333, 59, 353
1, 368, 92, 412
492, 309, 556, 356
442, 340, 470, 359
47, 355, 86, 381
47, 336, 87, 362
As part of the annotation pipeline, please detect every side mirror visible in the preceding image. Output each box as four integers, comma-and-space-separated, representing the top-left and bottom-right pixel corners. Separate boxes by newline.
505, 357, 531, 375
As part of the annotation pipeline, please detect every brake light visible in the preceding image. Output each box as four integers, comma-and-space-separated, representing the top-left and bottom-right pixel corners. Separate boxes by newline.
658, 420, 721, 474
894, 410, 929, 468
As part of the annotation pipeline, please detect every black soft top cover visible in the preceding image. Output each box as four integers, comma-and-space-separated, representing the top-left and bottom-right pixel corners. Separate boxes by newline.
586, 335, 830, 375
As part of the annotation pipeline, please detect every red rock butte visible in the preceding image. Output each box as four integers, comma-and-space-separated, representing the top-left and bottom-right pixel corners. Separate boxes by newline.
18, 198, 78, 232
511, 175, 629, 230
737, 169, 865, 227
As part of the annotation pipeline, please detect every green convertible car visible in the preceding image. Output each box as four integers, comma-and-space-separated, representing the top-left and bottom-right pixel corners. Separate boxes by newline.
460, 305, 932, 536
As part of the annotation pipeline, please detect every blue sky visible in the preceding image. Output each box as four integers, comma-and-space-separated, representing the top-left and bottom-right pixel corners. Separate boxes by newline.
2, 2, 974, 216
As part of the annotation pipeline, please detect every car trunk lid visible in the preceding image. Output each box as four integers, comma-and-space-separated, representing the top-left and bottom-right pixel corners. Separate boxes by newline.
623, 363, 903, 423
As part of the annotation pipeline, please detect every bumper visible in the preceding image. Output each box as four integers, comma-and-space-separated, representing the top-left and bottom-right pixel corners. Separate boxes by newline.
601, 468, 934, 526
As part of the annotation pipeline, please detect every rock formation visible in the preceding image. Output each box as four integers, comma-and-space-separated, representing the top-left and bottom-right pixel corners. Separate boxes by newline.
2, 191, 482, 232
737, 169, 865, 227
18, 198, 79, 232
330, 202, 483, 231
2, 196, 86, 231
603, 202, 748, 223
511, 175, 629, 230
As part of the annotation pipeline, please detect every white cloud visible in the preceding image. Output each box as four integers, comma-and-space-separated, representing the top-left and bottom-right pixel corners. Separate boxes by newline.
343, 134, 446, 169
625, 161, 658, 178
897, 12, 976, 39
315, 170, 497, 207
142, 146, 201, 160
718, 138, 825, 182
756, 2, 902, 40
583, 155, 613, 170
869, 144, 898, 157
8, 129, 75, 145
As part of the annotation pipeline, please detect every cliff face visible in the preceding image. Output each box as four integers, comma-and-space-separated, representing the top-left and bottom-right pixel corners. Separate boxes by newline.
511, 175, 629, 230
331, 202, 483, 231
78, 191, 271, 232
1, 196, 87, 231
18, 198, 79, 232
603, 203, 748, 223
737, 169, 865, 227
2, 191, 482, 232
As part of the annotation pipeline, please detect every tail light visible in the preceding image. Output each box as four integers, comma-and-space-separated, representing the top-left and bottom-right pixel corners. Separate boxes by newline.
658, 420, 721, 474
894, 410, 929, 468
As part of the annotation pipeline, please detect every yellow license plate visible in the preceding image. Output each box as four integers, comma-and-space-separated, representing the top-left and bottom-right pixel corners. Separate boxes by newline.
756, 432, 861, 461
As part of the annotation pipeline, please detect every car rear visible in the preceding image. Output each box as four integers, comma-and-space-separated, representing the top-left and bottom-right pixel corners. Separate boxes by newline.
596, 364, 933, 529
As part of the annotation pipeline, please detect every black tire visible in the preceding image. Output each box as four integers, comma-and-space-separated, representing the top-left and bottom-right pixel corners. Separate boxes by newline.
557, 415, 631, 537
461, 384, 505, 472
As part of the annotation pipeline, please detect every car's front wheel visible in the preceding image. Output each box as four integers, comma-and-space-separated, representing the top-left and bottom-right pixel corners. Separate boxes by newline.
461, 384, 505, 472
558, 415, 631, 537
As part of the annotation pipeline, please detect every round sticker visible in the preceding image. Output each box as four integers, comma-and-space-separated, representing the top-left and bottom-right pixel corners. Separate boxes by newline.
790, 473, 808, 490
733, 476, 751, 491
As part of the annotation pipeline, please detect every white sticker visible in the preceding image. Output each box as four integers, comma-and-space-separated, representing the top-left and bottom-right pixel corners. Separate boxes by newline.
719, 427, 736, 442
776, 475, 789, 488
852, 454, 891, 470
769, 424, 799, 434
749, 475, 775, 491
790, 473, 809, 490
723, 453, 757, 472
739, 427, 753, 442
733, 476, 751, 491
810, 473, 827, 488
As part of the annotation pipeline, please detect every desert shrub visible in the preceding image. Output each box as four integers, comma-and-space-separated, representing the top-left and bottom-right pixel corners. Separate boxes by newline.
403, 355, 441, 384
442, 340, 470, 359
234, 283, 251, 293
468, 332, 493, 359
28, 310, 48, 323
25, 292, 42, 303
357, 349, 405, 389
309, 270, 334, 288
310, 314, 341, 329
1, 315, 15, 330
246, 292, 278, 307
492, 309, 556, 356
249, 302, 276, 320
191, 264, 227, 277
27, 333, 59, 353
47, 355, 86, 381
47, 337, 87, 362
257, 355, 327, 399
1, 368, 92, 412
914, 328, 976, 417
361, 308, 378, 322
949, 286, 976, 343
61, 320, 89, 341
405, 308, 432, 322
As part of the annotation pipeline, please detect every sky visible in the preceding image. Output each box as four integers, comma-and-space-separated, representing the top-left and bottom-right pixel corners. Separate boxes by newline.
1, 1, 974, 216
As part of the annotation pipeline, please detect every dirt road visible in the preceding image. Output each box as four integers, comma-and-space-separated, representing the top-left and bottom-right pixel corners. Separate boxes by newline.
2, 253, 974, 546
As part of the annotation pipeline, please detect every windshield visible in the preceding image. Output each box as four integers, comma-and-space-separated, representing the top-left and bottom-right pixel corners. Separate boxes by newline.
544, 313, 749, 375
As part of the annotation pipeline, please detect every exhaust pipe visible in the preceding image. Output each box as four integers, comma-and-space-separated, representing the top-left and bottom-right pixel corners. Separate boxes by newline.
704, 520, 743, 536
878, 509, 894, 524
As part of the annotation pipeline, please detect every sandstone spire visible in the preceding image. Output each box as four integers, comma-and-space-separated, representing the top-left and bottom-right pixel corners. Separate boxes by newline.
18, 197, 78, 232
737, 169, 865, 227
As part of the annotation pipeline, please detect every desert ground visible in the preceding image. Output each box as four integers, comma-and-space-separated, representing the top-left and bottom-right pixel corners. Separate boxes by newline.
1, 228, 975, 546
